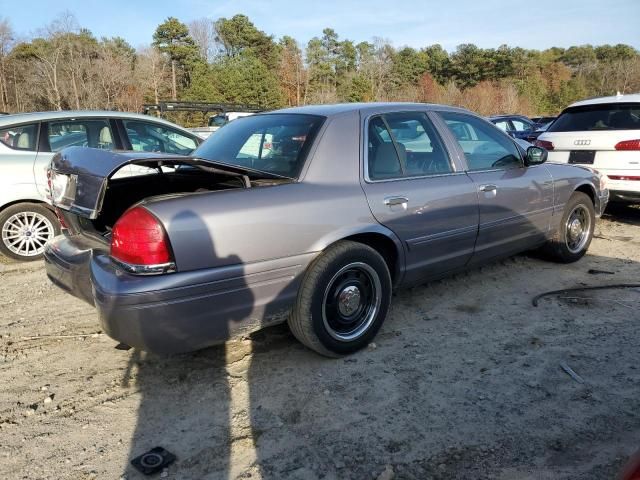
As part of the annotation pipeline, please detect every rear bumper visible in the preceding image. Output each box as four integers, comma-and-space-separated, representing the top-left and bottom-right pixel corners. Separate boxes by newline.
609, 190, 640, 203
604, 176, 640, 203
45, 235, 314, 353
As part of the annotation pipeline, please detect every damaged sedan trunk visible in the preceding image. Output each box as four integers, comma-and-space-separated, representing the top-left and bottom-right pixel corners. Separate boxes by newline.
50, 147, 288, 236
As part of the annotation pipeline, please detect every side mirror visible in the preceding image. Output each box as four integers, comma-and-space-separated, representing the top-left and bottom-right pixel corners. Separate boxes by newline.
526, 146, 547, 166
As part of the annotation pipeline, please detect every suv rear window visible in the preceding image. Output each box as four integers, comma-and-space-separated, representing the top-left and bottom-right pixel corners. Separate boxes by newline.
194, 114, 325, 178
548, 103, 640, 132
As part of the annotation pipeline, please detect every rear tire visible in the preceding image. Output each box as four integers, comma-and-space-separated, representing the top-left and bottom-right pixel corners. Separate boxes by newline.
542, 192, 595, 263
0, 203, 60, 262
288, 241, 392, 357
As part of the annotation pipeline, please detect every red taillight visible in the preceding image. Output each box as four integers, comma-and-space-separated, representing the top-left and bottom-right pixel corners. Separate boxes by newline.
615, 139, 640, 151
607, 175, 640, 181
534, 139, 554, 150
111, 207, 172, 266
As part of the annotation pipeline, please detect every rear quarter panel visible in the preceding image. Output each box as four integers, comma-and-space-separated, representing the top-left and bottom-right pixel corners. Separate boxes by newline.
0, 147, 43, 208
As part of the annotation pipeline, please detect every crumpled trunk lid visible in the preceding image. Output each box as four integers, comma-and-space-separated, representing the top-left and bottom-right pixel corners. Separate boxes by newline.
49, 147, 246, 220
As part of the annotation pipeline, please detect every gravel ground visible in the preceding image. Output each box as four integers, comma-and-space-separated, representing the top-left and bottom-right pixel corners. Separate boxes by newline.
0, 204, 639, 480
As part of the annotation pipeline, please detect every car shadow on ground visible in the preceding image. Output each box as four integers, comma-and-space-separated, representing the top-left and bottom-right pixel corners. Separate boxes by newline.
602, 203, 640, 226
120, 208, 640, 480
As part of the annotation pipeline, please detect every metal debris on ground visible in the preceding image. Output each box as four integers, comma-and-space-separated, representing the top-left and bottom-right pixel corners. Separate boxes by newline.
18, 332, 103, 341
131, 447, 176, 475
531, 284, 640, 307
560, 361, 585, 384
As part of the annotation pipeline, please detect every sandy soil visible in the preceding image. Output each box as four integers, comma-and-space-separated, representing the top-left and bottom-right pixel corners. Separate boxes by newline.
0, 204, 639, 480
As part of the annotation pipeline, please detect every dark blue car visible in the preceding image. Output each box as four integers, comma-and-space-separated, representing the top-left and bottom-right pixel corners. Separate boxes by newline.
488, 115, 554, 143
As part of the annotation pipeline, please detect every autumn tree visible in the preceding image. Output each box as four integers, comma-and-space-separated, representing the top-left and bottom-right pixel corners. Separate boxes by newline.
278, 36, 305, 106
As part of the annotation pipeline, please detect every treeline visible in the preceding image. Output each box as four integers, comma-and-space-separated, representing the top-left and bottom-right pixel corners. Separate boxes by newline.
0, 12, 639, 122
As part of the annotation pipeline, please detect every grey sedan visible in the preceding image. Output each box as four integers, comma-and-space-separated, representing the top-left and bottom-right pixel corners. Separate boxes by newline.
44, 103, 609, 357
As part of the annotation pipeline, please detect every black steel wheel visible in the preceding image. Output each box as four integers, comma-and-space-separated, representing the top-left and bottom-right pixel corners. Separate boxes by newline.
288, 240, 392, 357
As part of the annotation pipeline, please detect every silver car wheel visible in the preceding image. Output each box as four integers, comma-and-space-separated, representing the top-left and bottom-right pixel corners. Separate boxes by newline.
322, 262, 382, 342
565, 204, 591, 254
1, 211, 55, 258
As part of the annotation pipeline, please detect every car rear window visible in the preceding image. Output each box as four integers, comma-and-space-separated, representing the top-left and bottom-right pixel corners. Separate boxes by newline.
0, 123, 38, 151
193, 114, 325, 178
548, 103, 640, 132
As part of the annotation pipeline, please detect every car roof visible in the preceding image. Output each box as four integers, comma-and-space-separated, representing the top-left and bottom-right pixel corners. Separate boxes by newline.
268, 102, 471, 117
0, 110, 192, 132
568, 93, 640, 108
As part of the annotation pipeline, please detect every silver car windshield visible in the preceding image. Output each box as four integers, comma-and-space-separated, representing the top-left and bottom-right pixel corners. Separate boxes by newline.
193, 113, 325, 178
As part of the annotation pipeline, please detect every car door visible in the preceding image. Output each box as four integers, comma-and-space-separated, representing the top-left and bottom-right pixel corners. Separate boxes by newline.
360, 111, 479, 286
436, 111, 554, 264
0, 122, 41, 201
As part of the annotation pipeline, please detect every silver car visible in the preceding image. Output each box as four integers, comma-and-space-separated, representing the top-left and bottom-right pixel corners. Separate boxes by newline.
0, 111, 201, 261
44, 103, 609, 357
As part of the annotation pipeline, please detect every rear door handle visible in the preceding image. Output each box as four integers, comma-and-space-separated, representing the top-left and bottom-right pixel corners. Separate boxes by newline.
384, 196, 409, 206
478, 184, 497, 193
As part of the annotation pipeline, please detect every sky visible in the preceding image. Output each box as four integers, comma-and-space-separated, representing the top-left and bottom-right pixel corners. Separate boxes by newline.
3, 0, 640, 52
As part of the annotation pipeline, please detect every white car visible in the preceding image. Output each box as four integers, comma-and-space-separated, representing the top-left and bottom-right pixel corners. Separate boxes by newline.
536, 93, 640, 203
0, 111, 202, 261
189, 111, 256, 139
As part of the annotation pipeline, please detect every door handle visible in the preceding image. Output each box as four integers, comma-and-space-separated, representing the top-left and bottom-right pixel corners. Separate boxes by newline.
478, 184, 497, 193
384, 196, 409, 206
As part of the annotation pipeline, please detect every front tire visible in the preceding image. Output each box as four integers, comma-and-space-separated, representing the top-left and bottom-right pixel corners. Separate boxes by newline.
0, 203, 60, 261
542, 192, 595, 263
288, 241, 392, 357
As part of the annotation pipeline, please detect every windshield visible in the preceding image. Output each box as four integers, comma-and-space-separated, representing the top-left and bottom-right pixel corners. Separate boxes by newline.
194, 113, 325, 178
548, 103, 640, 132
209, 114, 227, 127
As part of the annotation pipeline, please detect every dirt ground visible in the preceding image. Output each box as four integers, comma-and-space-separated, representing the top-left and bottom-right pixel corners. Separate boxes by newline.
1, 204, 639, 480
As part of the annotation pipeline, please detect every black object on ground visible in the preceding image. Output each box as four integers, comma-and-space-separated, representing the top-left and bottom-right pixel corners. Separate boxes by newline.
115, 343, 132, 351
131, 447, 176, 475
587, 269, 615, 275
532, 284, 640, 307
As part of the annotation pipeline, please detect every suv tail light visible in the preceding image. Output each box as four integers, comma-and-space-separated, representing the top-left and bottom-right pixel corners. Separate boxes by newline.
111, 207, 174, 273
615, 139, 640, 151
534, 139, 554, 150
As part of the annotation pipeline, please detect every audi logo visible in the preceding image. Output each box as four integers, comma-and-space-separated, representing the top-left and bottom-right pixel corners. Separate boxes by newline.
574, 139, 591, 146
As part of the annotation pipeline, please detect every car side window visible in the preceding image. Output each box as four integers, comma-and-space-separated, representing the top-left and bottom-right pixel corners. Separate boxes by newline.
511, 119, 531, 132
368, 112, 452, 180
439, 112, 522, 171
123, 120, 197, 155
493, 120, 510, 132
48, 119, 114, 153
0, 124, 38, 151
368, 116, 401, 180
